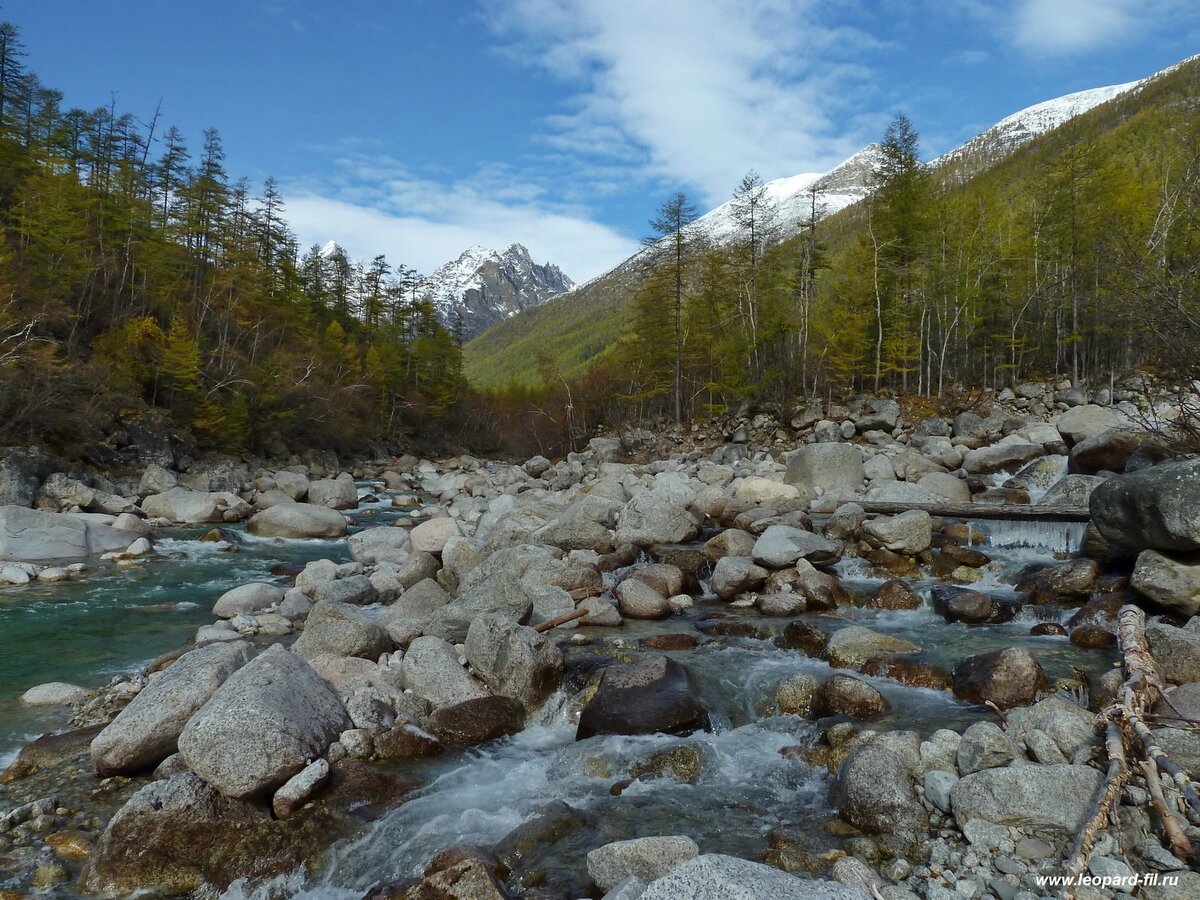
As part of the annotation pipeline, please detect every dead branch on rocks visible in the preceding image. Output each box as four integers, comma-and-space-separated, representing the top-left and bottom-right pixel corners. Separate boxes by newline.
532, 607, 588, 632
1063, 605, 1198, 891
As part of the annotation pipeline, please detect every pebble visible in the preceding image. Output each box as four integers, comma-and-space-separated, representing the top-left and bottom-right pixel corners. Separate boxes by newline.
1014, 837, 1053, 861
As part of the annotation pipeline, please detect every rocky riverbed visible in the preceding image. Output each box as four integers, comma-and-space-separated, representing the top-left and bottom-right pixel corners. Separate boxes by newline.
2, 380, 1200, 899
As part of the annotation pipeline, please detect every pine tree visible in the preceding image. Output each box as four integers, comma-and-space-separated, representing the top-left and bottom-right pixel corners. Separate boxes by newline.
645, 191, 698, 424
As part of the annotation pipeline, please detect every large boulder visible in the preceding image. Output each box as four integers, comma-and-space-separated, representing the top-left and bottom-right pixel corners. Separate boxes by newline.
0, 447, 46, 506
410, 516, 462, 554
1091, 458, 1200, 552
141, 487, 251, 523
752, 525, 842, 568
1057, 405, 1120, 445
247, 502, 348, 538
426, 696, 525, 746
347, 526, 411, 564
577, 656, 709, 740
950, 764, 1104, 833
962, 443, 1045, 475
812, 675, 890, 718
615, 492, 699, 547
831, 745, 925, 835
587, 836, 699, 893
1131, 549, 1200, 616
1036, 474, 1106, 508
616, 578, 672, 619
824, 626, 920, 670
861, 510, 932, 555
464, 615, 563, 711
639, 854, 869, 900
0, 506, 142, 561
1069, 428, 1147, 475
424, 572, 542, 643
212, 583, 284, 619
709, 556, 769, 600
400, 636, 491, 709
952, 648, 1047, 709
1145, 623, 1200, 685
291, 601, 391, 661
784, 444, 864, 496
90, 641, 256, 775
307, 474, 358, 510
178, 645, 350, 799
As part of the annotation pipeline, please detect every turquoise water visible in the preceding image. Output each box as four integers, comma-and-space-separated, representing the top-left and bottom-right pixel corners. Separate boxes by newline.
0, 483, 409, 767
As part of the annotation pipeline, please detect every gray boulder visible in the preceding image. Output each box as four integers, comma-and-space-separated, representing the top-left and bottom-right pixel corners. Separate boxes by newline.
1091, 459, 1200, 552
1057, 405, 1120, 445
347, 525, 411, 564
616, 577, 672, 619
824, 626, 920, 670
141, 487, 251, 523
292, 601, 390, 660
212, 582, 283, 619
784, 444, 864, 495
710, 556, 768, 599
752, 525, 842, 568
955, 722, 1018, 774
615, 492, 698, 546
1069, 427, 1147, 475
178, 646, 350, 799
1146, 623, 1200, 685
400, 635, 490, 709
587, 836, 699, 893
247, 501, 348, 538
831, 745, 924, 834
639, 854, 869, 900
950, 764, 1104, 833
1131, 549, 1200, 616
952, 647, 1046, 709
0, 506, 142, 561
1007, 696, 1097, 760
861, 510, 933, 555
465, 615, 563, 710
577, 655, 709, 740
1036, 474, 1106, 507
962, 443, 1045, 475
90, 641, 256, 775
424, 572, 540, 643
307, 474, 358, 510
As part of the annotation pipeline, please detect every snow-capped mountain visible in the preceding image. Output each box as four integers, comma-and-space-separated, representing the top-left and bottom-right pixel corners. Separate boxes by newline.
420, 244, 574, 339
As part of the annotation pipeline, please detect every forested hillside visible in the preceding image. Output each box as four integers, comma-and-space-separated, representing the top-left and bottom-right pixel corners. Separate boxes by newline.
0, 23, 465, 455
467, 56, 1200, 428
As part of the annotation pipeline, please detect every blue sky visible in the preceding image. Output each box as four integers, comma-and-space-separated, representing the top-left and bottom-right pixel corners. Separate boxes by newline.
8, 1, 1200, 281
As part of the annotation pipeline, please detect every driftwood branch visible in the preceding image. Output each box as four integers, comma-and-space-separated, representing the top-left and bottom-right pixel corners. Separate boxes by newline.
856, 500, 1090, 521
532, 607, 588, 633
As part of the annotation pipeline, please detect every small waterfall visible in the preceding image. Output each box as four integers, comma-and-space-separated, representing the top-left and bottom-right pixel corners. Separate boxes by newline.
979, 519, 1087, 554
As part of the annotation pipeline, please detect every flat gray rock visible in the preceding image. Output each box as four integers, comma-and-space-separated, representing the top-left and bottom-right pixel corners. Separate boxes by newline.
640, 854, 870, 899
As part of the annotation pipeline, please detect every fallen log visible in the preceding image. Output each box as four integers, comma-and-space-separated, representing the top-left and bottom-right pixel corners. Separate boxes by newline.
532, 607, 588, 633
856, 500, 1090, 521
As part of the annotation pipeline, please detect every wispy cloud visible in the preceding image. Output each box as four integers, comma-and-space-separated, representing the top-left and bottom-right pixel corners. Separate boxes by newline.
281, 154, 638, 283
483, 0, 882, 206
1009, 0, 1195, 55
945, 49, 991, 65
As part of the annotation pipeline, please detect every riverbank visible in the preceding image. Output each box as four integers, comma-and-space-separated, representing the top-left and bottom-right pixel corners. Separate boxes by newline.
2, 381, 1200, 898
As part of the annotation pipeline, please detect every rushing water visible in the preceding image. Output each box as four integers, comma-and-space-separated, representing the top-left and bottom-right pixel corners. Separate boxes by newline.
0, 482, 1120, 898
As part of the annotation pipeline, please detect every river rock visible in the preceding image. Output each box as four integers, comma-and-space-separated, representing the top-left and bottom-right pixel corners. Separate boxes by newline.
347, 525, 412, 564
19, 681, 89, 705
1145, 623, 1200, 685
639, 854, 869, 900
138, 463, 178, 497
213, 582, 284, 618
962, 443, 1045, 475
917, 472, 970, 502
710, 556, 768, 599
400, 635, 490, 709
932, 587, 1019, 625
615, 491, 699, 546
824, 503, 866, 541
426, 695, 525, 745
576, 655, 710, 740
870, 580, 922, 610
616, 577, 672, 619
247, 501, 348, 538
1037, 474, 1106, 507
824, 626, 920, 669
178, 645, 350, 798
464, 615, 563, 710
425, 572, 540, 643
1131, 549, 1200, 615
307, 474, 358, 510
587, 836, 699, 892
91, 641, 255, 776
813, 675, 890, 718
0, 505, 141, 560
410, 516, 462, 553
776, 673, 820, 716
493, 800, 586, 872
1069, 427, 1147, 474
952, 648, 1047, 709
1007, 696, 1097, 759
831, 744, 924, 835
956, 721, 1018, 774
292, 601, 391, 660
702, 528, 757, 562
1093, 459, 1200, 552
950, 764, 1104, 832
861, 510, 932, 555
1057, 405, 1120, 444
784, 444, 865, 495
753, 525, 842, 568
141, 487, 251, 523
79, 772, 270, 896
271, 757, 330, 818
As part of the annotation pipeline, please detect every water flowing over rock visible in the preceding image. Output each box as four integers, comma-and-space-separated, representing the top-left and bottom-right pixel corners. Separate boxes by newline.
178, 645, 350, 799
576, 655, 710, 740
91, 641, 255, 776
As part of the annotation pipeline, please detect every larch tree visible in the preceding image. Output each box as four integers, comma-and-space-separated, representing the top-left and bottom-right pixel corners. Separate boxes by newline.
645, 191, 698, 424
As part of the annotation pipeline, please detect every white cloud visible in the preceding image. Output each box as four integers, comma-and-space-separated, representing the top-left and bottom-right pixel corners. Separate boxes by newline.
281, 164, 639, 283
484, 0, 880, 206
1010, 0, 1191, 54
